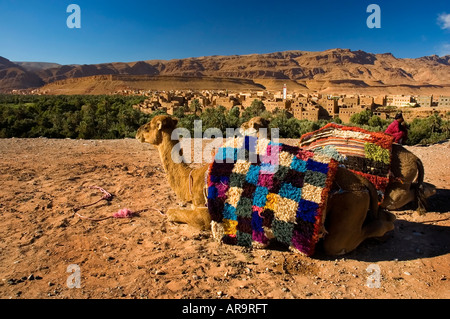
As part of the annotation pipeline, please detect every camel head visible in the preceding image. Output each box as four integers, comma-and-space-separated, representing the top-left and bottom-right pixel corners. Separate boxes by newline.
241, 116, 270, 131
381, 181, 437, 211
241, 117, 271, 137
136, 115, 178, 146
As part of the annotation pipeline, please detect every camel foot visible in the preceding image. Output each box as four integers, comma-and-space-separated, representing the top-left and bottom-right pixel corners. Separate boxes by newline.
166, 206, 211, 231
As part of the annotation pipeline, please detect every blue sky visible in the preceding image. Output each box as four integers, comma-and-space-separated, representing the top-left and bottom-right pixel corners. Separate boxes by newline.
0, 0, 449, 64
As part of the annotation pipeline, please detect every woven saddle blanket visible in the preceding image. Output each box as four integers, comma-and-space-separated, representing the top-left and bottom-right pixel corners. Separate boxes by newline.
299, 123, 394, 194
207, 136, 338, 256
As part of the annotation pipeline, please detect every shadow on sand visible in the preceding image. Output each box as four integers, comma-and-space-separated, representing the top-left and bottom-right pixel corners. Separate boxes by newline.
313, 188, 450, 262
241, 189, 450, 262
314, 218, 450, 262
426, 189, 450, 213
265, 217, 449, 263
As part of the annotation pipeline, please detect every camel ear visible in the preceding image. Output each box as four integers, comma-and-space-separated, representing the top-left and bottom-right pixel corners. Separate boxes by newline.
156, 117, 178, 131
156, 120, 163, 131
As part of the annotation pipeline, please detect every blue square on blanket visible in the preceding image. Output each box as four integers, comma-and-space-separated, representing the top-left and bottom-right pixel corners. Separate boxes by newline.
253, 186, 269, 208
223, 203, 237, 221
260, 162, 277, 174
306, 159, 329, 174
279, 183, 302, 202
246, 165, 260, 185
215, 147, 237, 162
251, 211, 264, 232
296, 200, 319, 223
207, 185, 218, 199
291, 156, 308, 172
244, 136, 257, 153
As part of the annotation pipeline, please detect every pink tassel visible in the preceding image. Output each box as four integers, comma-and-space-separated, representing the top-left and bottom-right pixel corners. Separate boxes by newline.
113, 208, 135, 218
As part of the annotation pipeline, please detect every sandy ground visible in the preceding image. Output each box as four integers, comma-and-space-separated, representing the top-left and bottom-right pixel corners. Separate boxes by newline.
0, 137, 448, 300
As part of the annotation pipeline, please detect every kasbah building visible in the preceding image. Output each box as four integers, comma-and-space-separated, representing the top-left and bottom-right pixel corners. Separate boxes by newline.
130, 84, 450, 123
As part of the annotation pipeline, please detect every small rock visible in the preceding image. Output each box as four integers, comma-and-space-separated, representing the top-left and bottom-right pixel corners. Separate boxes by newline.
27, 274, 35, 281
404, 272, 411, 276
155, 270, 166, 275
7, 279, 17, 285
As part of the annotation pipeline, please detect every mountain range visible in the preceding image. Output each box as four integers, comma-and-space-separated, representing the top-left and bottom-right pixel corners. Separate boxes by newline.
1, 49, 450, 94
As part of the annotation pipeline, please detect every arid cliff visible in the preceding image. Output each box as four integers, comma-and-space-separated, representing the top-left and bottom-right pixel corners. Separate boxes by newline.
2, 49, 450, 94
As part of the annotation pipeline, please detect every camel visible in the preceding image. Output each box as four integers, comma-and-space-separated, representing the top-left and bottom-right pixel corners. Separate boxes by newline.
246, 118, 436, 215
136, 115, 395, 256
240, 116, 271, 132
380, 143, 436, 214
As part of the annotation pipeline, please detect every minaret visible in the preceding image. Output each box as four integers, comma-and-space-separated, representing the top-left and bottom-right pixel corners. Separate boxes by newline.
283, 83, 287, 100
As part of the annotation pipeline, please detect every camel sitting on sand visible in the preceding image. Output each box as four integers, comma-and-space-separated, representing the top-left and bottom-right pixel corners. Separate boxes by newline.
297, 123, 437, 215
243, 118, 436, 215
380, 143, 436, 214
136, 115, 395, 256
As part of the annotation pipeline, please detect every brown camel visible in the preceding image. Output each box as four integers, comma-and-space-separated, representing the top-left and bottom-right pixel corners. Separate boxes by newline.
250, 119, 436, 215
240, 117, 271, 132
380, 143, 436, 214
136, 115, 395, 256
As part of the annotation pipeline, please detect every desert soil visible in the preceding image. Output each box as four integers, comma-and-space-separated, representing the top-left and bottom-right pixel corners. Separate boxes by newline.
0, 137, 448, 299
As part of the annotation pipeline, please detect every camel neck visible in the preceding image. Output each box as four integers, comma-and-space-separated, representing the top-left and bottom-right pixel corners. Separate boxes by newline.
157, 133, 191, 201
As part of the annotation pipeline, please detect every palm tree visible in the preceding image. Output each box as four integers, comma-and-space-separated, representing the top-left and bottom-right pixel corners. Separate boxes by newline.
189, 99, 202, 116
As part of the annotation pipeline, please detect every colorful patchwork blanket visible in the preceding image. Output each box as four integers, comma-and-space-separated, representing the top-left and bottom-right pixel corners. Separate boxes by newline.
299, 123, 394, 194
207, 136, 338, 256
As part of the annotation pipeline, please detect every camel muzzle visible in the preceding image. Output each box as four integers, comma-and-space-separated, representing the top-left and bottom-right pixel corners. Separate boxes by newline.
135, 127, 145, 142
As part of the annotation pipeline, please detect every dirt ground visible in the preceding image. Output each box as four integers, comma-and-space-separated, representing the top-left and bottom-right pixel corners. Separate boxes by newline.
0, 137, 448, 300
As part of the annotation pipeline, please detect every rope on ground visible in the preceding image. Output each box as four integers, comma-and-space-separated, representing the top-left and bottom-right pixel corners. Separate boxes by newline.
73, 185, 164, 222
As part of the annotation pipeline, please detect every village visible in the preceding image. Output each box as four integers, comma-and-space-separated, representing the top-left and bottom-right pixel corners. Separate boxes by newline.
126, 85, 450, 123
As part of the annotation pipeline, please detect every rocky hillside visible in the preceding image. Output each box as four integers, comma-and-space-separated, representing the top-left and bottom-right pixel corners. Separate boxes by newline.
0, 57, 44, 91
1, 49, 450, 93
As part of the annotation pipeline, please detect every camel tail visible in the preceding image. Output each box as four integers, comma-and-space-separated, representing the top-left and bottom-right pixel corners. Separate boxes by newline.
415, 157, 425, 185
359, 175, 381, 221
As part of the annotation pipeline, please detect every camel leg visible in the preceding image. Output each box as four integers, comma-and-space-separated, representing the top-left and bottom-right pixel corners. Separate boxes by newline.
323, 192, 395, 256
166, 205, 211, 230
412, 183, 428, 215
